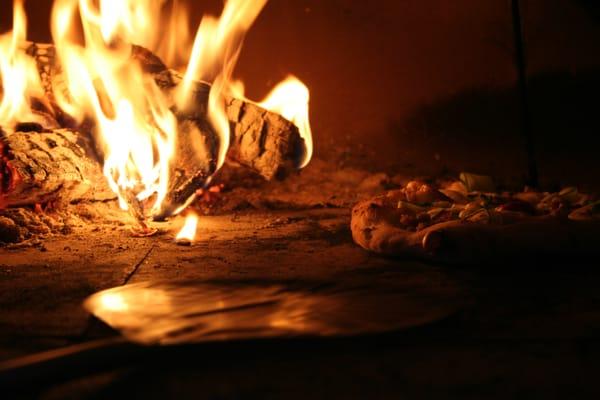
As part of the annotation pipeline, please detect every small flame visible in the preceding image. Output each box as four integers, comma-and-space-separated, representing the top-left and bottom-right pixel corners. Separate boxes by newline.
97, 292, 128, 313
258, 77, 313, 168
230, 76, 313, 168
176, 213, 198, 242
0, 0, 46, 128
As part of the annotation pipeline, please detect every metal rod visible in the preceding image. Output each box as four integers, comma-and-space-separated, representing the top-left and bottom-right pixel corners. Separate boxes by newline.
511, 0, 538, 187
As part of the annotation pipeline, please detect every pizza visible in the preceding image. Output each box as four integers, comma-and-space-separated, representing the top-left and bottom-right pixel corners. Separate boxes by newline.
351, 173, 600, 263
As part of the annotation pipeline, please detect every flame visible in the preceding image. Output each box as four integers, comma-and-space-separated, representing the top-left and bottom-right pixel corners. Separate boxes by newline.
48, 0, 269, 216
97, 292, 129, 313
176, 213, 198, 242
49, 0, 179, 213
1, 0, 313, 222
0, 0, 46, 128
230, 76, 313, 168
258, 77, 313, 168
177, 0, 268, 170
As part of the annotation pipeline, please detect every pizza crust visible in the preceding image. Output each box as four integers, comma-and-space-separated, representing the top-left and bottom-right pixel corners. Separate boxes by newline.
351, 194, 600, 263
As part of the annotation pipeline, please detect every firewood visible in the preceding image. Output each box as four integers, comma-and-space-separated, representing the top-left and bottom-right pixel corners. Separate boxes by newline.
130, 45, 306, 180
225, 97, 305, 180
25, 42, 306, 181
22, 43, 220, 219
21, 42, 306, 218
147, 69, 305, 181
152, 116, 219, 219
0, 127, 114, 208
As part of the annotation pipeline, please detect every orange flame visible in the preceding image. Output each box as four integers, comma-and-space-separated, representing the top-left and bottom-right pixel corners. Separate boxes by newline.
1, 0, 314, 221
177, 0, 268, 170
176, 213, 198, 242
0, 0, 46, 128
258, 77, 313, 168
230, 76, 313, 168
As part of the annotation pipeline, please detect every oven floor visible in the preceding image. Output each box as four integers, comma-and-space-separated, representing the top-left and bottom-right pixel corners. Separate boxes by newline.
1, 208, 600, 398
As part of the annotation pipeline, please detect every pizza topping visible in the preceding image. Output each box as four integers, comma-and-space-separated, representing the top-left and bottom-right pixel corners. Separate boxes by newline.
404, 181, 441, 203
513, 191, 544, 205
438, 189, 470, 204
459, 172, 496, 193
445, 180, 469, 193
495, 200, 537, 215
387, 175, 598, 232
432, 200, 452, 208
538, 194, 570, 216
385, 189, 406, 203
559, 187, 580, 204
569, 200, 600, 221
397, 200, 427, 213
459, 201, 488, 222
399, 213, 417, 228
427, 207, 446, 219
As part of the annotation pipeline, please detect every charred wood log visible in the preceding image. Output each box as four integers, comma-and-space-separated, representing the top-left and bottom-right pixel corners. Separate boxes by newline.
152, 116, 218, 220
19, 42, 306, 217
23, 43, 220, 219
154, 69, 305, 180
225, 97, 306, 180
25, 42, 306, 181
137, 48, 306, 180
0, 127, 114, 209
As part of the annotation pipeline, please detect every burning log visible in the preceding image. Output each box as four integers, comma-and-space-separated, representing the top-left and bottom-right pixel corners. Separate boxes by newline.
0, 127, 114, 208
15, 42, 306, 218
26, 42, 306, 181
152, 115, 219, 220
225, 97, 306, 180
130, 45, 307, 180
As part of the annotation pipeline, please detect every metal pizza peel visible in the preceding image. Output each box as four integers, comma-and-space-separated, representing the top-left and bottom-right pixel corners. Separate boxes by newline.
0, 270, 466, 388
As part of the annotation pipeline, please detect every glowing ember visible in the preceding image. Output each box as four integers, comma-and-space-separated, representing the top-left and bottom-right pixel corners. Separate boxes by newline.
0, 0, 313, 224
176, 213, 198, 244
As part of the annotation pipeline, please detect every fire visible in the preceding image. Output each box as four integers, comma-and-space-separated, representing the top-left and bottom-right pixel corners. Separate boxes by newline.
50, 0, 182, 213
258, 77, 313, 168
176, 0, 268, 170
230, 76, 313, 168
0, 0, 313, 226
0, 0, 47, 128
97, 292, 128, 313
176, 213, 198, 243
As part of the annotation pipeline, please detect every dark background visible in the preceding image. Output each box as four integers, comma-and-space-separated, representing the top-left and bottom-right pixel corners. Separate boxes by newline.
1, 0, 599, 188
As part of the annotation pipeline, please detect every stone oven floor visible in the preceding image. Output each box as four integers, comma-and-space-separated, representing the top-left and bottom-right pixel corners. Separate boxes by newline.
1, 207, 600, 398
2, 158, 600, 398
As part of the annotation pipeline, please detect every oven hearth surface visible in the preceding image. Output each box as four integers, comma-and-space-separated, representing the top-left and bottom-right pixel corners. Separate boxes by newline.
1, 201, 600, 397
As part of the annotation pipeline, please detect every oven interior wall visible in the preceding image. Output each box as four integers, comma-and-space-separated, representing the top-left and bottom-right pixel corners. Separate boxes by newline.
2, 0, 599, 188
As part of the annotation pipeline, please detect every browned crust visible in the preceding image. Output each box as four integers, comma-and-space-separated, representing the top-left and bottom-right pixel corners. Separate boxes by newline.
351, 195, 600, 262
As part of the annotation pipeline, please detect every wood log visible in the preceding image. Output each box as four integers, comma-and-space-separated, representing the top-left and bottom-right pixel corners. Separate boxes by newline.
18, 42, 306, 217
225, 97, 306, 180
130, 45, 306, 180
153, 69, 305, 179
23, 43, 219, 219
0, 127, 114, 209
25, 42, 306, 181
